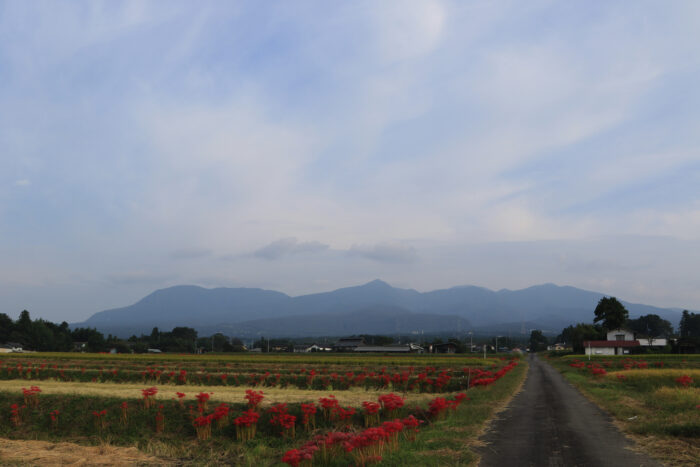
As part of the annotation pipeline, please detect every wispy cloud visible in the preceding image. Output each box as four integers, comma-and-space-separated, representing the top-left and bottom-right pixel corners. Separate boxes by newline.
255, 238, 329, 260
348, 242, 417, 263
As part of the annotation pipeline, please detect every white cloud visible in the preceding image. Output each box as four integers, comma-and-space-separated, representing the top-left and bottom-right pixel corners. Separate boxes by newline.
13, 179, 31, 186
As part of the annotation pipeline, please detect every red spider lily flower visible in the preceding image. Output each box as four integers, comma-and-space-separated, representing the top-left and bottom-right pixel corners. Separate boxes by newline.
234, 409, 260, 442
195, 392, 212, 410
49, 409, 60, 427
141, 387, 158, 409
675, 375, 693, 387
300, 403, 317, 430
92, 409, 107, 430
193, 414, 213, 441
10, 403, 21, 427
319, 395, 340, 421
245, 389, 264, 409
362, 401, 381, 427
377, 393, 405, 416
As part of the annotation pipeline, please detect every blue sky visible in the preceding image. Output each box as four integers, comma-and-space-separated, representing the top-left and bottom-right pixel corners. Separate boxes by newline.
1, 0, 699, 322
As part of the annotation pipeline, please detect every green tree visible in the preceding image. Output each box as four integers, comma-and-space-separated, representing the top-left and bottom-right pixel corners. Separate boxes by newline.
627, 314, 673, 344
228, 337, 246, 352
529, 330, 548, 352
559, 323, 605, 353
593, 297, 629, 331
0, 313, 14, 342
680, 310, 700, 338
13, 310, 33, 346
72, 327, 106, 352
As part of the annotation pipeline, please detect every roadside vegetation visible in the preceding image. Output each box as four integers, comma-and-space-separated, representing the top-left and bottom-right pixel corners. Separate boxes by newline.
546, 354, 700, 466
0, 353, 526, 465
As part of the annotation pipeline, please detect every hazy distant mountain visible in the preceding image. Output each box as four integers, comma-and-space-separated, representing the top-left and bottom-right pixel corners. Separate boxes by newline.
75, 280, 686, 337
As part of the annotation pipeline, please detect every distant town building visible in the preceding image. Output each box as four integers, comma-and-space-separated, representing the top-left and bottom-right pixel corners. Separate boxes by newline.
0, 343, 22, 353
429, 342, 458, 354
353, 343, 424, 353
332, 338, 365, 352
293, 344, 331, 353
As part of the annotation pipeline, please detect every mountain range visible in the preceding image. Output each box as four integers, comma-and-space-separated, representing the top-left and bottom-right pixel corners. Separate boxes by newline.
74, 280, 688, 338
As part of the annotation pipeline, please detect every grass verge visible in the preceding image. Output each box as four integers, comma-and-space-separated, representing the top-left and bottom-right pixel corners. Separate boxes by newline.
546, 355, 700, 467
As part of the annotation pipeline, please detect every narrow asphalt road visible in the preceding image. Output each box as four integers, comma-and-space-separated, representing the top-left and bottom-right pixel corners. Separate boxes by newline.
478, 354, 662, 467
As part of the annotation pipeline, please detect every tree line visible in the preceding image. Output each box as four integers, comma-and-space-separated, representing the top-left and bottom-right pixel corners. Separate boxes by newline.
0, 310, 246, 353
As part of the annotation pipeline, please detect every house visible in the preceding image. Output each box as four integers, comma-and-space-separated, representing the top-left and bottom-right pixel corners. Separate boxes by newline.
547, 343, 569, 351
293, 344, 331, 353
584, 329, 639, 356
0, 343, 22, 353
584, 328, 670, 355
73, 341, 87, 352
332, 338, 365, 352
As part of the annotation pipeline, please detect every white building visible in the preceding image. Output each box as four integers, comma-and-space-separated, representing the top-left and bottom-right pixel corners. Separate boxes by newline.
584, 329, 639, 356
583, 328, 668, 355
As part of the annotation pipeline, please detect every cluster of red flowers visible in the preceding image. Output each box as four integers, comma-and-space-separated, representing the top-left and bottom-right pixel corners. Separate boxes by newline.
471, 360, 519, 387
675, 375, 693, 387
21, 386, 41, 408
300, 403, 317, 430
377, 393, 404, 417
268, 403, 297, 437
362, 401, 381, 427
591, 367, 607, 377
9, 403, 22, 426
141, 387, 158, 408
428, 392, 468, 419
244, 389, 264, 409
318, 395, 339, 421
281, 415, 424, 467
195, 392, 212, 411
233, 409, 260, 442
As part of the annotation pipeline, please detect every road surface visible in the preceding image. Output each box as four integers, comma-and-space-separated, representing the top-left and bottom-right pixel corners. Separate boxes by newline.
478, 354, 661, 467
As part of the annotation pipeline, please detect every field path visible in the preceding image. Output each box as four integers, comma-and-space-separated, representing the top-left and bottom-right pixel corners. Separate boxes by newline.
478, 353, 662, 467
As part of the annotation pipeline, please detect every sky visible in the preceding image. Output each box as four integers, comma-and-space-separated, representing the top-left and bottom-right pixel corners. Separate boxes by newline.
1, 0, 699, 323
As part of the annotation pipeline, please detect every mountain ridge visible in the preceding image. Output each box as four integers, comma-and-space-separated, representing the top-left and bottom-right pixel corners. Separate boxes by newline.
75, 280, 688, 338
